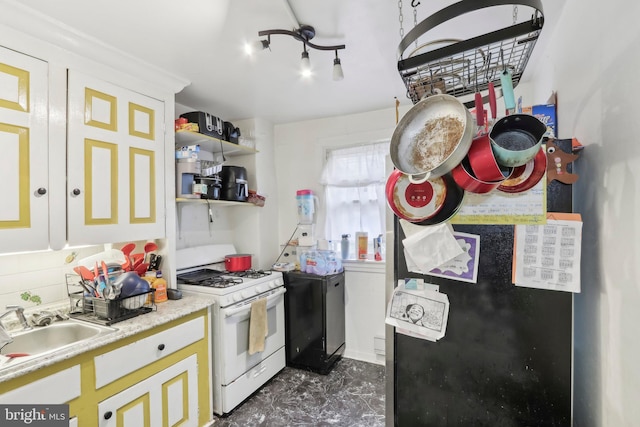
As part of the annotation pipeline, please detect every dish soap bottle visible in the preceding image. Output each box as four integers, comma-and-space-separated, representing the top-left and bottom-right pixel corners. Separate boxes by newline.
152, 271, 168, 303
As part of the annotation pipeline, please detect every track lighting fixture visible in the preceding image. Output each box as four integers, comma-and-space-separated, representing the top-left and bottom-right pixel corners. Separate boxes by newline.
255, 25, 345, 80
300, 45, 311, 77
332, 50, 344, 81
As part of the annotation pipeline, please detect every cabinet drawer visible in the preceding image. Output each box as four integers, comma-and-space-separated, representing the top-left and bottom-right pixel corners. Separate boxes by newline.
94, 317, 204, 388
0, 365, 80, 404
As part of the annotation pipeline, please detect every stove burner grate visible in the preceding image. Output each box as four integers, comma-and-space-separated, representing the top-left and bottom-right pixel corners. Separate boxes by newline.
188, 276, 243, 288
177, 268, 244, 288
224, 269, 272, 279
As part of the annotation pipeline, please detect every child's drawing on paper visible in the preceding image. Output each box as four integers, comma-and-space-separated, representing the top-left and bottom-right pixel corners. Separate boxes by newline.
389, 291, 445, 332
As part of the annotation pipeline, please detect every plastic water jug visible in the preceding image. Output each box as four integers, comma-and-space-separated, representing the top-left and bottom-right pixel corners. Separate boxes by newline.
296, 189, 319, 224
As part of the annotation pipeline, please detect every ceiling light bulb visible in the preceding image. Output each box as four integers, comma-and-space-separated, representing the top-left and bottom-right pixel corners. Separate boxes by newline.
245, 39, 269, 56
300, 50, 311, 76
333, 57, 344, 81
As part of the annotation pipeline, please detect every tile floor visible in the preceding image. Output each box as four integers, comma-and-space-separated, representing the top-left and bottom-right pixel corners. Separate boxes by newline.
212, 358, 385, 427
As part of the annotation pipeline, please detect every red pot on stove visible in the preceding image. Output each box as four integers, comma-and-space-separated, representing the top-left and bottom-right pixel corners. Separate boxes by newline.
224, 254, 252, 272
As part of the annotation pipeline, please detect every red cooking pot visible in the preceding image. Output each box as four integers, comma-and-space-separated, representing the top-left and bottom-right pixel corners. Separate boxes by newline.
467, 134, 512, 182
451, 157, 513, 194
224, 254, 252, 272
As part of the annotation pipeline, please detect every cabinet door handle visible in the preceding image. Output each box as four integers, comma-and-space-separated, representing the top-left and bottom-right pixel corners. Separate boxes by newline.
36, 187, 47, 196
104, 411, 113, 420
158, 343, 165, 351
72, 188, 81, 196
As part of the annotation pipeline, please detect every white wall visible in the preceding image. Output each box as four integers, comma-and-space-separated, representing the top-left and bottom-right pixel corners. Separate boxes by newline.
344, 262, 386, 365
528, 1, 640, 425
273, 107, 410, 363
0, 247, 103, 309
173, 106, 280, 269
273, 106, 411, 244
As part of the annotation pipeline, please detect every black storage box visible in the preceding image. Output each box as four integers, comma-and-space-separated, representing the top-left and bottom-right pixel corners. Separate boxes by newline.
180, 111, 225, 140
224, 121, 241, 144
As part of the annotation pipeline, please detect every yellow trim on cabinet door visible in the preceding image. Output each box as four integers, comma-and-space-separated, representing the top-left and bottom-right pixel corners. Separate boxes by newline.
0, 123, 30, 229
117, 393, 151, 427
84, 87, 117, 131
0, 62, 29, 112
128, 102, 155, 140
161, 371, 189, 427
84, 138, 118, 225
129, 147, 155, 224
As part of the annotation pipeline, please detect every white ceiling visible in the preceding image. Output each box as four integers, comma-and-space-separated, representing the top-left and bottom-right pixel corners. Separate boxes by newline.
20, 0, 565, 124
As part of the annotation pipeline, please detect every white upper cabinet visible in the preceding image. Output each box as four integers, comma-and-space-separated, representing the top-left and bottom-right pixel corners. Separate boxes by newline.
0, 4, 188, 256
0, 45, 50, 253
67, 70, 166, 245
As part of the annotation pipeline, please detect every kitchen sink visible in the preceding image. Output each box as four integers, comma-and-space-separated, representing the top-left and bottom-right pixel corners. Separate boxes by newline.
0, 320, 116, 367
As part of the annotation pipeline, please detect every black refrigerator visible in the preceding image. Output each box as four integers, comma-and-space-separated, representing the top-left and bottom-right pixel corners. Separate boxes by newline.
391, 139, 574, 426
283, 271, 346, 374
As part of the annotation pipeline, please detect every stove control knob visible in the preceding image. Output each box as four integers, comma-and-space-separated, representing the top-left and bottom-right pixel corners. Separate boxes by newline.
241, 291, 250, 299
276, 278, 284, 286
233, 294, 242, 302
255, 287, 262, 294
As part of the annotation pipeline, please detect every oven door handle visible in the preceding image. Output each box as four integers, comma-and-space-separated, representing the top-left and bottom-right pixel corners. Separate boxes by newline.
223, 287, 286, 318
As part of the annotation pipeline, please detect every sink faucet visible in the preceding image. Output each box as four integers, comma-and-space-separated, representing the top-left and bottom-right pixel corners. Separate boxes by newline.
0, 326, 11, 350
0, 305, 33, 332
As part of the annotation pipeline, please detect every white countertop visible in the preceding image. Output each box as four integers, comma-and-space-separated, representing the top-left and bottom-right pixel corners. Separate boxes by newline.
0, 294, 215, 383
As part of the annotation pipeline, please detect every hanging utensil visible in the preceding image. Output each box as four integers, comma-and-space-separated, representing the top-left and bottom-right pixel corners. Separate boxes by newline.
486, 53, 497, 121
500, 49, 516, 113
474, 65, 484, 127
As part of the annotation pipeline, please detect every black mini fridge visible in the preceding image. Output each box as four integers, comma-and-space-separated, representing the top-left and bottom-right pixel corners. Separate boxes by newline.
283, 271, 345, 374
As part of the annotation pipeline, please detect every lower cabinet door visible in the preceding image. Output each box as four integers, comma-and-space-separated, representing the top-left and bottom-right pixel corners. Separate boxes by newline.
98, 354, 198, 427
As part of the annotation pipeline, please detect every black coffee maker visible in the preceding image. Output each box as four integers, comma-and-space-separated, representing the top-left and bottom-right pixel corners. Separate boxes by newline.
195, 175, 222, 200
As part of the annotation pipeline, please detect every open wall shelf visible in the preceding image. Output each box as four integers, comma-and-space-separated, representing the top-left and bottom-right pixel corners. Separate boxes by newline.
175, 130, 258, 157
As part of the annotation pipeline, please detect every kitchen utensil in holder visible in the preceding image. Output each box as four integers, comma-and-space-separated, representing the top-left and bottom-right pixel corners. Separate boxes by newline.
66, 274, 155, 326
397, 0, 544, 107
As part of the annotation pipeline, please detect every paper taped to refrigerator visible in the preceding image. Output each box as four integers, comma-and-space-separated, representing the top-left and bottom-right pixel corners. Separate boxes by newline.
400, 220, 463, 274
514, 218, 582, 293
386, 283, 449, 341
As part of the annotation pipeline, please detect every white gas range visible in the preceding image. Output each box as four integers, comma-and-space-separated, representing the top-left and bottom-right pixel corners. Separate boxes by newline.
175, 245, 286, 416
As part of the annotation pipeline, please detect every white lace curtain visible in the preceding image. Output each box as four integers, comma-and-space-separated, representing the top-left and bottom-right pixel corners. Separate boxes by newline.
320, 141, 389, 242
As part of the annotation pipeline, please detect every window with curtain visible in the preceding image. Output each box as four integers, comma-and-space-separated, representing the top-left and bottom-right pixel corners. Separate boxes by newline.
320, 141, 389, 258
